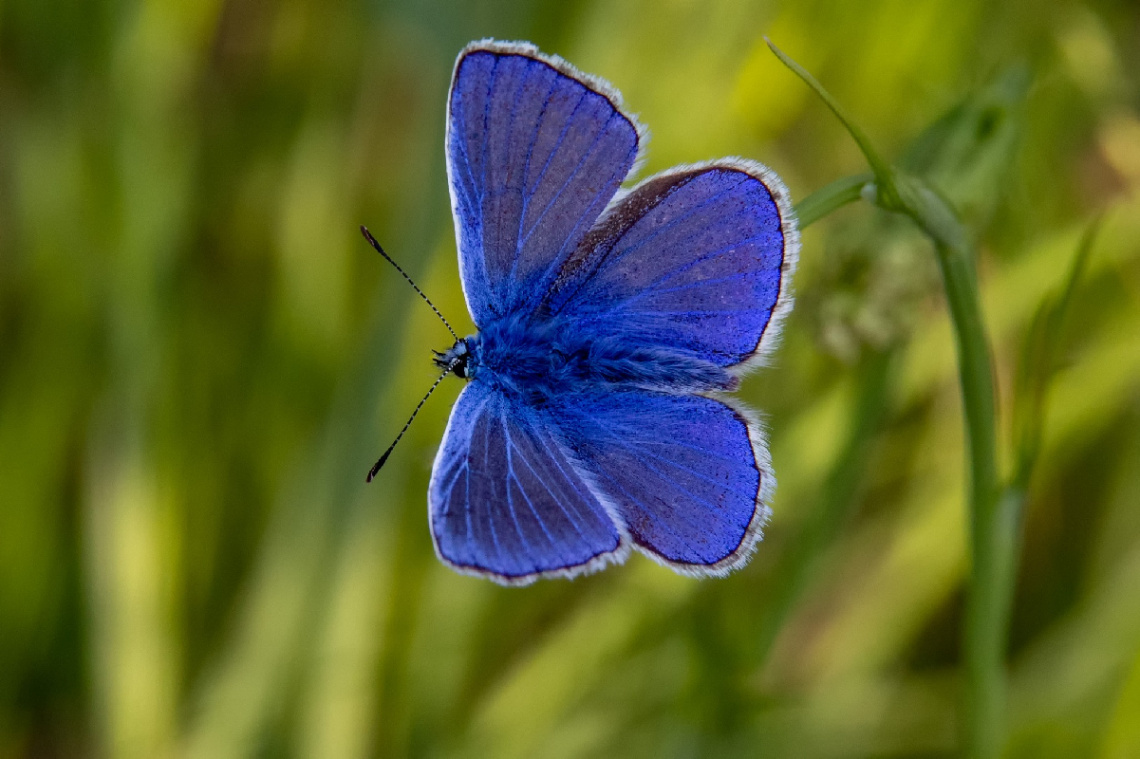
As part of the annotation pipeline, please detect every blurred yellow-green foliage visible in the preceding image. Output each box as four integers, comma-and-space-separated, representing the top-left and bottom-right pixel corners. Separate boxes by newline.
2, 0, 1139, 756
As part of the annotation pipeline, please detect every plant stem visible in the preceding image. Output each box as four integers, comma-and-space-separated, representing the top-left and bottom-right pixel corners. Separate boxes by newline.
768, 39, 1006, 757
907, 183, 1003, 759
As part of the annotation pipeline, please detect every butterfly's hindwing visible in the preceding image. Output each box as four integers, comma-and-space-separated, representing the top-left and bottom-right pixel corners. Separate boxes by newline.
553, 389, 772, 575
428, 381, 628, 585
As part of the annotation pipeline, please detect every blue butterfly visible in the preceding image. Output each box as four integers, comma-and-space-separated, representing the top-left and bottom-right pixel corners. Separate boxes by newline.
370, 39, 798, 586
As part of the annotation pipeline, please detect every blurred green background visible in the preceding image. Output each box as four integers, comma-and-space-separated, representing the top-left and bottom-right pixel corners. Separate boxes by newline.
2, 0, 1139, 756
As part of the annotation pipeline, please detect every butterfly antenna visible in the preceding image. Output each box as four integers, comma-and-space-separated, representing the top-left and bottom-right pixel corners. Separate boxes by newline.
361, 226, 459, 340
366, 361, 457, 482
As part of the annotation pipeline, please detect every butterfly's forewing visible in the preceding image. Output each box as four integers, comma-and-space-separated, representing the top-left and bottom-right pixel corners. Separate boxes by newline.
428, 381, 628, 585
552, 389, 769, 574
446, 41, 642, 326
545, 161, 798, 370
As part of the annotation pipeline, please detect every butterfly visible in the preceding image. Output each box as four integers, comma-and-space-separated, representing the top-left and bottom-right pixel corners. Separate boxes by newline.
370, 39, 798, 586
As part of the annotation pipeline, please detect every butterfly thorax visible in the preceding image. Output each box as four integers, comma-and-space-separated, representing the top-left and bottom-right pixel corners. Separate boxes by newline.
443, 312, 739, 405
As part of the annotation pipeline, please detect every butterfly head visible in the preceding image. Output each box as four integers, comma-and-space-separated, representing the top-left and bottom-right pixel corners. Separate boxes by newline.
433, 336, 479, 379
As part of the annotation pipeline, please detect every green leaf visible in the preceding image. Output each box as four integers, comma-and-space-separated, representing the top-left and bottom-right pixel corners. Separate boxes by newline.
792, 172, 872, 229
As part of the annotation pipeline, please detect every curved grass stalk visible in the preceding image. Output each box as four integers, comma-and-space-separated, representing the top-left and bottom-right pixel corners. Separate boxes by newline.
769, 39, 1003, 758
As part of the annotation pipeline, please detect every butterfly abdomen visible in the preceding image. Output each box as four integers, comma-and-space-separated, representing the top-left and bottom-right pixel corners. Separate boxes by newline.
467, 313, 737, 403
